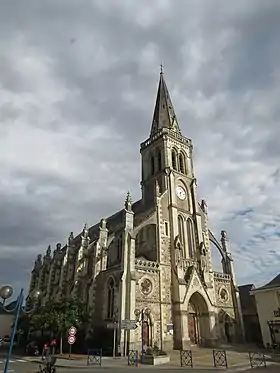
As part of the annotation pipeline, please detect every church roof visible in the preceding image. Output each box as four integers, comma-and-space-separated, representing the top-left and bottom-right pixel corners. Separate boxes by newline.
253, 274, 280, 291
62, 198, 154, 252
150, 71, 181, 136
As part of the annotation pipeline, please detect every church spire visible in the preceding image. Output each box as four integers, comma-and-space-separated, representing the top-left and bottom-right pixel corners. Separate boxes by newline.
150, 69, 181, 136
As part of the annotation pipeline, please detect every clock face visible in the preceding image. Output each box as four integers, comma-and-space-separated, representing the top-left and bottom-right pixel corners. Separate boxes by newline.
176, 186, 186, 200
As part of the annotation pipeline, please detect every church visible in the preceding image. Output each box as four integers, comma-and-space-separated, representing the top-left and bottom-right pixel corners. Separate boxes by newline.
28, 71, 244, 353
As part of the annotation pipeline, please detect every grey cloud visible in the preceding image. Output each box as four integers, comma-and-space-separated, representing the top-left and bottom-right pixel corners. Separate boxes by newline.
1, 0, 280, 293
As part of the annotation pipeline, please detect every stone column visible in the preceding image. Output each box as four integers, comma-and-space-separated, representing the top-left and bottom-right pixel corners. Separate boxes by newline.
221, 231, 245, 342
119, 192, 134, 356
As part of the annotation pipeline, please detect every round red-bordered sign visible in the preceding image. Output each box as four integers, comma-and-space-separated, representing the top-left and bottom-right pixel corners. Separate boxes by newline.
68, 335, 76, 345
68, 326, 77, 336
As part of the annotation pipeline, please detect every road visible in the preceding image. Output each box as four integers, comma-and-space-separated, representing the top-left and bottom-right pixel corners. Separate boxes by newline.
0, 358, 37, 373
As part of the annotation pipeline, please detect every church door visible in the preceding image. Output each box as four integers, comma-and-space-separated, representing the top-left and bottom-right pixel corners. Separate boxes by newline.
225, 322, 231, 343
188, 314, 198, 344
142, 321, 150, 347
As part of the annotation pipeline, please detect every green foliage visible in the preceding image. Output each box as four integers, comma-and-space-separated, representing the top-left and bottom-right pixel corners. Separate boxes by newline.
29, 297, 89, 335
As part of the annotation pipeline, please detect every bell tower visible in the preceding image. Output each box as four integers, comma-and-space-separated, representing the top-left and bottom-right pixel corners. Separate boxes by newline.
140, 70, 194, 207
140, 69, 203, 264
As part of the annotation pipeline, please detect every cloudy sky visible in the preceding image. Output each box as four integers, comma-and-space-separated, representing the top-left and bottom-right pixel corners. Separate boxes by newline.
1, 0, 280, 299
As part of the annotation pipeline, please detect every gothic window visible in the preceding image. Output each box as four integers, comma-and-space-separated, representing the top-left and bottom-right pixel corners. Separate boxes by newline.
164, 222, 169, 236
157, 149, 162, 171
172, 149, 177, 170
106, 277, 115, 319
186, 218, 194, 258
139, 229, 144, 244
151, 156, 155, 175
179, 152, 186, 174
146, 226, 150, 242
117, 236, 122, 261
277, 292, 280, 307
178, 215, 185, 248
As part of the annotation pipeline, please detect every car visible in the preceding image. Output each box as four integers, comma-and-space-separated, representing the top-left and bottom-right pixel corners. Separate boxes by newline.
0, 337, 18, 349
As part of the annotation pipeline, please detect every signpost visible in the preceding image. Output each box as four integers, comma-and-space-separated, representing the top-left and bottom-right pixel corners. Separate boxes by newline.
68, 326, 77, 359
105, 320, 137, 357
106, 322, 119, 329
121, 320, 138, 357
121, 320, 138, 330
107, 322, 118, 357
69, 326, 77, 336
68, 335, 76, 344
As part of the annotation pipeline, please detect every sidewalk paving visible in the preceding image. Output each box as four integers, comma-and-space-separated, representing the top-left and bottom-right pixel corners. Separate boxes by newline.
24, 356, 130, 369
22, 348, 280, 370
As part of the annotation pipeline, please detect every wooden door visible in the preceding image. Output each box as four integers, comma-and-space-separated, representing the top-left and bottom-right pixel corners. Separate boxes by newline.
142, 321, 149, 347
188, 314, 197, 344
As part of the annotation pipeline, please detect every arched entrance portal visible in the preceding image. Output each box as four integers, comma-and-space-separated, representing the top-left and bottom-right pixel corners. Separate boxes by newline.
218, 310, 234, 343
143, 321, 150, 347
187, 292, 210, 345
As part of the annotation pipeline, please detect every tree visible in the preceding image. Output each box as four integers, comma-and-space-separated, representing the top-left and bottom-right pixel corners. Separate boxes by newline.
29, 297, 89, 354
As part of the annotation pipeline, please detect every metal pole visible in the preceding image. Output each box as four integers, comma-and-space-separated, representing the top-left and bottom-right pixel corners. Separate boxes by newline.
4, 288, 24, 373
113, 327, 116, 358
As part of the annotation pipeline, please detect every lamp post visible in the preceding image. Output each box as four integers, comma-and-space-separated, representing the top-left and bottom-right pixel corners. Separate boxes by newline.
0, 286, 40, 373
134, 308, 151, 362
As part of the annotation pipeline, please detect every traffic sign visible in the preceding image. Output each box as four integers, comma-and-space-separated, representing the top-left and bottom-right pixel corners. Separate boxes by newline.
121, 320, 138, 330
68, 326, 77, 336
68, 335, 76, 345
107, 322, 119, 329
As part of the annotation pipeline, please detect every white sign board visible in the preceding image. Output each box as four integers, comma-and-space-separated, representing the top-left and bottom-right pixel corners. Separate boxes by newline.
68, 326, 77, 336
68, 335, 76, 345
121, 319, 138, 330
107, 322, 119, 329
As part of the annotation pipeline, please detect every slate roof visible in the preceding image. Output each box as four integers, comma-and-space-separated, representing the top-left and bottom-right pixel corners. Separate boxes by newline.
238, 284, 256, 310
59, 198, 153, 253
254, 274, 280, 291
150, 72, 181, 136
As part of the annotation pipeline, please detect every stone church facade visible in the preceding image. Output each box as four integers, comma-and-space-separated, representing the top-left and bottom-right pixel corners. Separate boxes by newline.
28, 72, 244, 352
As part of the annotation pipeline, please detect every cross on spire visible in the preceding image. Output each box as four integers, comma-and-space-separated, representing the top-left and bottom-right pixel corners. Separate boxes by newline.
160, 63, 164, 74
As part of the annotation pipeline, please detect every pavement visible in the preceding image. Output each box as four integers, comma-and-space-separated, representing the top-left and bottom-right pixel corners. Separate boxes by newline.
0, 346, 279, 373
20, 351, 280, 372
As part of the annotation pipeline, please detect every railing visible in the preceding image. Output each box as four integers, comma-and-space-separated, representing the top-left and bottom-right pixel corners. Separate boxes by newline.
140, 128, 191, 149
135, 259, 160, 269
213, 271, 231, 281
182, 258, 197, 269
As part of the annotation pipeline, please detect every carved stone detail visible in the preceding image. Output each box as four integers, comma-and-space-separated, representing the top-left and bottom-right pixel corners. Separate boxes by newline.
193, 277, 199, 287
140, 278, 153, 296
219, 287, 229, 303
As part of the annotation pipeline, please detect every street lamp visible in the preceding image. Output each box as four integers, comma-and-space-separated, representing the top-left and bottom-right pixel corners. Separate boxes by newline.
134, 308, 151, 361
0, 286, 40, 373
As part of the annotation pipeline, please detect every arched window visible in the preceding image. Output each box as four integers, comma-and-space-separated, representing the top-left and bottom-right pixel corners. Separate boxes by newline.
157, 150, 162, 171
151, 156, 155, 175
186, 219, 194, 258
117, 236, 122, 261
172, 150, 177, 170
179, 153, 186, 174
106, 278, 115, 319
178, 215, 185, 248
